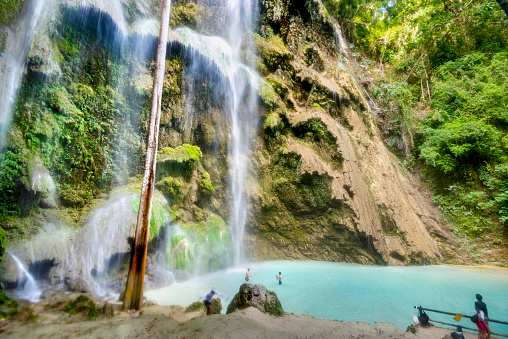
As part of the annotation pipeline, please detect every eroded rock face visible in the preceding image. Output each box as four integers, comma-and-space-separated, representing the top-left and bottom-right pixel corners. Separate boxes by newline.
226, 283, 284, 316
244, 0, 454, 265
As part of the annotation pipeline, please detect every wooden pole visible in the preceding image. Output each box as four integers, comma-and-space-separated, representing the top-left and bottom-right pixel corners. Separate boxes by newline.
122, 0, 171, 311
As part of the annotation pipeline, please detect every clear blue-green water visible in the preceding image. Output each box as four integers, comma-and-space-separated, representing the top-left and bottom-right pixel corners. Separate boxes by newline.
145, 261, 508, 334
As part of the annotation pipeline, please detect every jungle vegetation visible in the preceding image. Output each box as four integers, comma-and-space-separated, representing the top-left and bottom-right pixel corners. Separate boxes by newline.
323, 0, 508, 252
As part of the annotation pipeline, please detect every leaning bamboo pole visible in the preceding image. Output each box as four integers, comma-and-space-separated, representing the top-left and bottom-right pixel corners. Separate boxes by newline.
122, 0, 171, 311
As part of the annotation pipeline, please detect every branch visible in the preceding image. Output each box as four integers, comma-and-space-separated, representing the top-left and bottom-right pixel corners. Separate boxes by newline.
343, 19, 370, 26
404, 53, 426, 82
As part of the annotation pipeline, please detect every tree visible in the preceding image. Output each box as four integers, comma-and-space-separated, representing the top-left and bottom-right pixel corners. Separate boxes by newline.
122, 0, 171, 311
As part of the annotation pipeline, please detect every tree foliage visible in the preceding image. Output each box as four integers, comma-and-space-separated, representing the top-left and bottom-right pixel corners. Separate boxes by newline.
323, 0, 508, 240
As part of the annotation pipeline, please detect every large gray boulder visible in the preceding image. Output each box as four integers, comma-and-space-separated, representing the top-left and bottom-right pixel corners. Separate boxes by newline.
226, 283, 284, 316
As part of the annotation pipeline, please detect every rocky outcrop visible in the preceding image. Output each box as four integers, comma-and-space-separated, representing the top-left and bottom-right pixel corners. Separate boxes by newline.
226, 283, 284, 316
186, 298, 223, 315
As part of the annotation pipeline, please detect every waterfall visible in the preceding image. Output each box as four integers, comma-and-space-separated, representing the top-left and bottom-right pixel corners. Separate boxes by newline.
63, 194, 139, 295
7, 253, 42, 302
227, 0, 258, 266
0, 0, 51, 150
170, 1, 259, 266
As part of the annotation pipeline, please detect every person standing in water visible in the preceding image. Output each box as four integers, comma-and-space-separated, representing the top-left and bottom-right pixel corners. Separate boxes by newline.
475, 294, 491, 339
276, 272, 282, 285
245, 268, 251, 281
200, 289, 227, 315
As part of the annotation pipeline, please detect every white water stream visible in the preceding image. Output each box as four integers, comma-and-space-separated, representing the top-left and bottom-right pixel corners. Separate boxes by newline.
7, 253, 42, 302
0, 0, 50, 150
226, 0, 258, 266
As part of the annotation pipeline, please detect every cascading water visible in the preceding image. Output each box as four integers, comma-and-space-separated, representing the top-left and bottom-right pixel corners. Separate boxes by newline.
7, 253, 42, 302
169, 2, 259, 266
0, 0, 261, 300
66, 195, 138, 292
226, 0, 258, 266
0, 0, 51, 150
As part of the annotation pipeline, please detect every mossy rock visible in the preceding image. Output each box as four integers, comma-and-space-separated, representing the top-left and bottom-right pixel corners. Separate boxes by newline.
0, 227, 17, 319
159, 144, 202, 163
199, 171, 214, 196
69, 83, 94, 111
0, 290, 18, 319
0, 0, 27, 25
155, 177, 182, 203
131, 191, 171, 240
170, 3, 204, 29
185, 298, 222, 314
195, 214, 232, 257
158, 144, 202, 178
264, 111, 283, 130
46, 87, 82, 117
259, 79, 279, 109
59, 186, 89, 208
164, 214, 231, 272
32, 107, 59, 140
64, 295, 97, 320
165, 224, 198, 270
226, 283, 284, 316
256, 35, 294, 73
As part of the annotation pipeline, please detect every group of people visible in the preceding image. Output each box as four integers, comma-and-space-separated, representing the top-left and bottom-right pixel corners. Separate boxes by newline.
245, 268, 282, 285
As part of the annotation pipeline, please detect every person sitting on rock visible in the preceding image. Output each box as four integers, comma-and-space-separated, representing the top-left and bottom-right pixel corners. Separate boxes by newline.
200, 288, 227, 315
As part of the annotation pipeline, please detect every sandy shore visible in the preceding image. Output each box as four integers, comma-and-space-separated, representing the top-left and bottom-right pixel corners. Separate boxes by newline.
0, 301, 478, 339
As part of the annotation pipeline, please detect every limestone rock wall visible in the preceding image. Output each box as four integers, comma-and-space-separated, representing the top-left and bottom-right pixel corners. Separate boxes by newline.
245, 0, 454, 265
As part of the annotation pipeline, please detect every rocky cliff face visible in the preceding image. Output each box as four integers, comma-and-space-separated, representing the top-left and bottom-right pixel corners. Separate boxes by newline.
0, 0, 462, 293
244, 0, 457, 265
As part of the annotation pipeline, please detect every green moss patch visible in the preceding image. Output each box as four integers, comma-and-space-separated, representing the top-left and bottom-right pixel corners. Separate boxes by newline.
164, 213, 231, 273
170, 3, 204, 29
0, 0, 27, 25
64, 295, 97, 320
131, 192, 170, 240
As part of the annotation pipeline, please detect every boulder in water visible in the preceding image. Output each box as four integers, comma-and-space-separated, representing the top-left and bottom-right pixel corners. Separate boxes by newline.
226, 283, 284, 316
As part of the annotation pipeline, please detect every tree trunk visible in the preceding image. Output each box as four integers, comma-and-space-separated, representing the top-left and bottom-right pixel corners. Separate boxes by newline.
122, 0, 171, 311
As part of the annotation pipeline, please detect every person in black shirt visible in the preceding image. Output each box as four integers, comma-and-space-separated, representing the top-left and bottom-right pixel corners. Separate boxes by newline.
475, 294, 491, 339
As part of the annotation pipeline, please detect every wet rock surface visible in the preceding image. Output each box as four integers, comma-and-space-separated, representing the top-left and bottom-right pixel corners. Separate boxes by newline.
226, 283, 283, 316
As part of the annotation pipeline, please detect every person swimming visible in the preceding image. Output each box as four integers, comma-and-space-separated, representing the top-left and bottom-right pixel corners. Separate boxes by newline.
245, 268, 251, 281
276, 272, 282, 285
